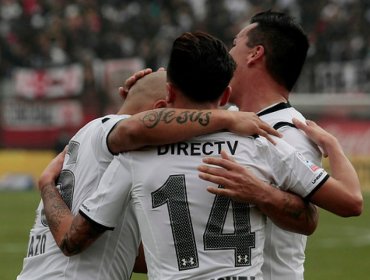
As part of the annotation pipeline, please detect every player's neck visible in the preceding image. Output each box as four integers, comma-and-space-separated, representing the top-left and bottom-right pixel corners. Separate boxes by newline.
173, 98, 219, 110
237, 82, 289, 113
116, 107, 131, 115
239, 93, 288, 113
116, 104, 138, 116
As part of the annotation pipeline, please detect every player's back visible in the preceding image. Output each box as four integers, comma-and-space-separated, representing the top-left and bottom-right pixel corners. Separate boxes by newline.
80, 129, 326, 279
126, 132, 269, 280
17, 114, 140, 280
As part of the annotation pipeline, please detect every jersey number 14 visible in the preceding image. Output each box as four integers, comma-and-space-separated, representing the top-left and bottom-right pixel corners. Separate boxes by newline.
151, 174, 256, 271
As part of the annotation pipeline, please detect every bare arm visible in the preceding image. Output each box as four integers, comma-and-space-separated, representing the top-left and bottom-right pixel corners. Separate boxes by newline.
38, 151, 105, 256
108, 108, 281, 154
198, 151, 318, 235
293, 118, 363, 217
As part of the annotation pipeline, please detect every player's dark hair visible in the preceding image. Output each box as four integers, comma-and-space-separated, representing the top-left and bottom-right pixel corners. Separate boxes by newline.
248, 10, 309, 91
167, 31, 236, 102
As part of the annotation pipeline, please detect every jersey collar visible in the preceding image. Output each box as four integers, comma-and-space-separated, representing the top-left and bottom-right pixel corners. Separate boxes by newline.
257, 102, 291, 117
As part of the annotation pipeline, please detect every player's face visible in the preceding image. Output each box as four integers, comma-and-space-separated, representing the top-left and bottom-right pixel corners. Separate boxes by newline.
229, 23, 257, 66
228, 23, 257, 103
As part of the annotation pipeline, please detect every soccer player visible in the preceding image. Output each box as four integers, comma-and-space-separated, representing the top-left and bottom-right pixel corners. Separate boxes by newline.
199, 10, 363, 280
18, 73, 279, 280
37, 31, 360, 280
16, 71, 168, 280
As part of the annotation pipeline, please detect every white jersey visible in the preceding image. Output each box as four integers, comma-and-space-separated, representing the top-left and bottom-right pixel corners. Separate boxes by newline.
257, 102, 322, 280
80, 132, 328, 280
17, 114, 141, 280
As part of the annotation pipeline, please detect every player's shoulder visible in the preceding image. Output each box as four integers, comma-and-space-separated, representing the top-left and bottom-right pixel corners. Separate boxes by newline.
97, 114, 131, 126
258, 102, 305, 127
68, 115, 128, 149
81, 114, 131, 132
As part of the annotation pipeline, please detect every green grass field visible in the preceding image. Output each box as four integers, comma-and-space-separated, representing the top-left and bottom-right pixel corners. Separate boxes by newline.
1, 191, 369, 280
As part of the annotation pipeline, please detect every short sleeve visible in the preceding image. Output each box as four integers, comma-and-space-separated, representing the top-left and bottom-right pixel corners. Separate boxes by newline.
79, 154, 133, 229
269, 138, 329, 198
97, 115, 131, 158
278, 125, 322, 166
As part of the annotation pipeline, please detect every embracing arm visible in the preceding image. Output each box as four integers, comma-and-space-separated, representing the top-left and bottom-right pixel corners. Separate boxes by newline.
198, 151, 318, 235
293, 118, 363, 217
108, 108, 281, 154
38, 151, 105, 256
257, 188, 318, 235
198, 120, 363, 236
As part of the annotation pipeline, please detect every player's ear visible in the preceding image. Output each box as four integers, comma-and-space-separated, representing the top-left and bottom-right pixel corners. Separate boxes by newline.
219, 86, 231, 107
247, 45, 264, 65
166, 83, 176, 104
153, 99, 167, 109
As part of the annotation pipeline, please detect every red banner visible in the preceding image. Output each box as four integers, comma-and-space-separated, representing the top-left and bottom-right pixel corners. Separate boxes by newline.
318, 119, 370, 156
14, 64, 84, 99
1, 100, 83, 148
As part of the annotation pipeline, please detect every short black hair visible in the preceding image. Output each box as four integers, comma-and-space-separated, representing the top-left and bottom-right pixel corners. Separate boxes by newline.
248, 10, 309, 91
167, 31, 236, 102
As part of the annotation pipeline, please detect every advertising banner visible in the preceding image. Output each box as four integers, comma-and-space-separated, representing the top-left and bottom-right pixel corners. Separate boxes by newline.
14, 64, 84, 99
1, 100, 83, 148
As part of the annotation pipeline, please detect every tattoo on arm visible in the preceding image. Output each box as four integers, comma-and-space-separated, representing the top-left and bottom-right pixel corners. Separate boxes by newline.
141, 109, 212, 128
60, 231, 83, 255
59, 216, 105, 256
282, 192, 318, 227
41, 183, 71, 235
281, 193, 305, 219
41, 183, 104, 256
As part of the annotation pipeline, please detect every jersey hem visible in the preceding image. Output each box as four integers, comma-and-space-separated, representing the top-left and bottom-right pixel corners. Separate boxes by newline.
79, 209, 115, 231
304, 174, 330, 200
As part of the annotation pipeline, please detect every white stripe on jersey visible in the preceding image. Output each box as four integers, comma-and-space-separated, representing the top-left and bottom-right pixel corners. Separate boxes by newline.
81, 131, 327, 280
17, 114, 141, 280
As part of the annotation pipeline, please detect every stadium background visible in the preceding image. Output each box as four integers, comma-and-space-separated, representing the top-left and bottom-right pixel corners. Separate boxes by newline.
0, 0, 369, 279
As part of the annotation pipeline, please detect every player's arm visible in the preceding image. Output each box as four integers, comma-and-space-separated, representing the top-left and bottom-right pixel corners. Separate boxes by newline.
38, 150, 105, 256
293, 118, 363, 216
198, 121, 363, 233
198, 151, 318, 235
108, 108, 281, 154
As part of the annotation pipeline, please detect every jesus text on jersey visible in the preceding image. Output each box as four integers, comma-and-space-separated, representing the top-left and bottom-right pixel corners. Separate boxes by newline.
157, 141, 239, 156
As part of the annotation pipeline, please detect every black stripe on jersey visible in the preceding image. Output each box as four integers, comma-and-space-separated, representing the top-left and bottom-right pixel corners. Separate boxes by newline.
273, 122, 296, 130
102, 117, 110, 123
79, 210, 115, 231
304, 174, 330, 201
257, 102, 291, 117
106, 119, 125, 156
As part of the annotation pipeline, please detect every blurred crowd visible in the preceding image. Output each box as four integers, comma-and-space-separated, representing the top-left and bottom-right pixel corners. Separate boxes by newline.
2, 0, 370, 92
